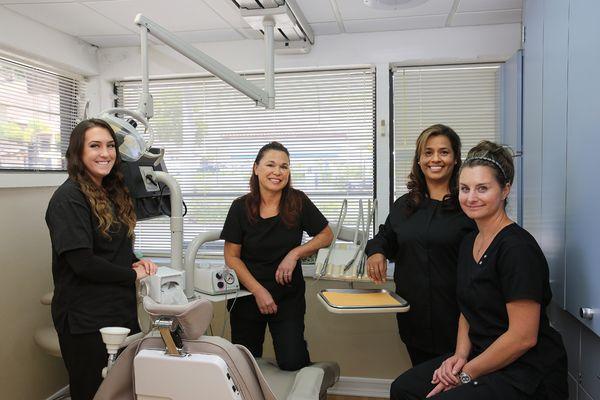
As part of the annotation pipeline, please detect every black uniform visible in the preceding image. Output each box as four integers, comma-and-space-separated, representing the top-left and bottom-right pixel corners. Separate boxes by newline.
220, 191, 328, 371
45, 179, 139, 400
365, 194, 475, 364
390, 223, 568, 400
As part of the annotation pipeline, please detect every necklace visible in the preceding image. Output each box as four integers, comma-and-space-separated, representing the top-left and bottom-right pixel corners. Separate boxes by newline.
473, 218, 511, 262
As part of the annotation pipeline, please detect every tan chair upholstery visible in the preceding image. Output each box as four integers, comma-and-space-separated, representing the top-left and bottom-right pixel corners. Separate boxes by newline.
95, 298, 339, 400
34, 292, 62, 358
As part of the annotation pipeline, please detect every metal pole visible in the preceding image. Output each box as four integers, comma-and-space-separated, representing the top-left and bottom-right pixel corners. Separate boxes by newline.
135, 14, 270, 108
263, 17, 275, 109
139, 25, 154, 119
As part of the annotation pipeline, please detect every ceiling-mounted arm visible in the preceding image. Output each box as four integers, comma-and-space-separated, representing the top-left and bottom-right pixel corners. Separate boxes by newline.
134, 13, 275, 113
139, 24, 153, 119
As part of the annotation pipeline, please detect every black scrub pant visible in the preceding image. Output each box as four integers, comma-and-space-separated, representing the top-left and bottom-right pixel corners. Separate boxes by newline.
405, 345, 442, 367
230, 313, 310, 371
57, 328, 107, 400
391, 354, 531, 400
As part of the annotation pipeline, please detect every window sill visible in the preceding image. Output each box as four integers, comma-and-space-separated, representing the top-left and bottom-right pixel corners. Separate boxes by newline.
0, 172, 67, 189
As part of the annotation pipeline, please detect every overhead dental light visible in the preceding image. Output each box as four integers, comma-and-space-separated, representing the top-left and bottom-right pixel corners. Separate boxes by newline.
234, 0, 314, 54
363, 0, 429, 10
97, 108, 157, 162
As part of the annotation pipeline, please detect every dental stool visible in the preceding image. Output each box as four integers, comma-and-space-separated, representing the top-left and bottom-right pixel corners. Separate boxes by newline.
94, 297, 339, 400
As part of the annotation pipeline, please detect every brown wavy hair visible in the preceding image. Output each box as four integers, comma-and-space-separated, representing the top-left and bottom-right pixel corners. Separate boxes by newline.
66, 118, 137, 238
244, 141, 303, 228
405, 124, 462, 215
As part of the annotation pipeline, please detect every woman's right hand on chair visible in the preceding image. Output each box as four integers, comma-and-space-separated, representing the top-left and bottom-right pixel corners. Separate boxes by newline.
254, 286, 278, 314
367, 253, 387, 284
133, 265, 149, 281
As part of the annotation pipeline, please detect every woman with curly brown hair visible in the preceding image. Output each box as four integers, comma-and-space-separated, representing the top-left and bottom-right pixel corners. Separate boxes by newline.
221, 141, 333, 371
365, 124, 476, 366
45, 119, 157, 400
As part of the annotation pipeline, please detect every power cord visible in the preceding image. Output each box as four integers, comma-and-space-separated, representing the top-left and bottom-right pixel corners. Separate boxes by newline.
144, 174, 188, 217
221, 268, 239, 338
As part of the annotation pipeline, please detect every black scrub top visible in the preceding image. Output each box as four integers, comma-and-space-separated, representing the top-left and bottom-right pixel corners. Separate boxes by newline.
365, 194, 476, 354
457, 223, 567, 396
220, 190, 328, 320
46, 179, 138, 335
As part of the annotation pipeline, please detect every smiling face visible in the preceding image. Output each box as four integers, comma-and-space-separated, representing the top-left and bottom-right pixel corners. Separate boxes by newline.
418, 134, 456, 186
253, 149, 290, 195
81, 126, 116, 186
459, 165, 510, 221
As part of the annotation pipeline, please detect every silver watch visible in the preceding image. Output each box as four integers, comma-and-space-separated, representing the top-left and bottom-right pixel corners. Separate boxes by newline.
458, 371, 472, 385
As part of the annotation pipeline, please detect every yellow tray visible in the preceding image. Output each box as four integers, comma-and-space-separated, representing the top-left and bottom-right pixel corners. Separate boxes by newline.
318, 289, 410, 314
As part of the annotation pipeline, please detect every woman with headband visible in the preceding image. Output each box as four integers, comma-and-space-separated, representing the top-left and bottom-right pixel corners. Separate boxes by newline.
390, 141, 567, 400
365, 124, 476, 366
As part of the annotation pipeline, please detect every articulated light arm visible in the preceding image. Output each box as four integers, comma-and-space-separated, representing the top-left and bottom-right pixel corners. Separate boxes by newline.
134, 14, 275, 112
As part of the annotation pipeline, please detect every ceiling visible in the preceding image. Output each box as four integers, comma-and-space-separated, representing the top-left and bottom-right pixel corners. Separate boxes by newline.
0, 0, 522, 48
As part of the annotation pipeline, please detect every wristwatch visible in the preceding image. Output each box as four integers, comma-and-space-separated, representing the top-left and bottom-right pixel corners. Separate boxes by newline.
458, 371, 472, 385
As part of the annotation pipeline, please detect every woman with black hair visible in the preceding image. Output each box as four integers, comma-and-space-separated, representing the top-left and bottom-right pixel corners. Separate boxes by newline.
221, 141, 333, 371
46, 119, 157, 400
366, 124, 476, 366
390, 141, 567, 400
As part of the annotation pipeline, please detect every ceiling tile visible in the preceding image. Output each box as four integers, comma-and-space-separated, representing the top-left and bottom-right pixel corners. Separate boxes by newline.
79, 34, 140, 47
337, 0, 452, 20
85, 0, 231, 32
345, 14, 445, 33
295, 0, 336, 23
4, 2, 133, 35
451, 9, 522, 26
311, 21, 341, 35
175, 29, 244, 43
199, 0, 249, 29
237, 28, 264, 40
457, 0, 522, 13
0, 0, 75, 3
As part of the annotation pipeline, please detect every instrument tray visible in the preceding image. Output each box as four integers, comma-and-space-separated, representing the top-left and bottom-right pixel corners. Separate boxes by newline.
318, 288, 410, 314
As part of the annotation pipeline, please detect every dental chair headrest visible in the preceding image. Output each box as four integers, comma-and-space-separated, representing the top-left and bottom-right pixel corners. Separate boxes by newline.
143, 297, 213, 339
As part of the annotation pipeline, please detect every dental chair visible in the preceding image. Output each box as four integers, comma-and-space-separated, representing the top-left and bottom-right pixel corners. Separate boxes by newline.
94, 297, 339, 400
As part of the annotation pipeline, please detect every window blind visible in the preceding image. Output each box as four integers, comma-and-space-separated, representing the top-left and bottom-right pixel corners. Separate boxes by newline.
0, 56, 86, 170
392, 64, 502, 199
116, 68, 375, 256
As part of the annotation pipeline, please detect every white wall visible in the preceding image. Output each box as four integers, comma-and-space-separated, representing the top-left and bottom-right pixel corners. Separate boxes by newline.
0, 6, 98, 76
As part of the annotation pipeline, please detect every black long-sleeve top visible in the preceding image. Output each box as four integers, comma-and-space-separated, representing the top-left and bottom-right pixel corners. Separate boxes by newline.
45, 179, 138, 334
365, 194, 476, 354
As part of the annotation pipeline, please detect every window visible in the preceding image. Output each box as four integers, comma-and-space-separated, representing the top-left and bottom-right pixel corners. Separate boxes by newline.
0, 56, 86, 170
392, 64, 502, 200
116, 68, 375, 256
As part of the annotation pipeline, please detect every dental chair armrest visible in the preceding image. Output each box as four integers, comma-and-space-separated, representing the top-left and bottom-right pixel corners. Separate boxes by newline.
121, 332, 144, 348
286, 367, 325, 400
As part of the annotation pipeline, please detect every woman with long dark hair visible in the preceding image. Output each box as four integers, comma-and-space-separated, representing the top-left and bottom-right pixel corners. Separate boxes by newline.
221, 141, 333, 370
45, 119, 157, 400
390, 141, 567, 400
365, 124, 476, 366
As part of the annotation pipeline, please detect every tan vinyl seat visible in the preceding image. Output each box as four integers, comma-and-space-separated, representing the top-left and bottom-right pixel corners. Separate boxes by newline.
33, 292, 62, 358
94, 298, 339, 400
